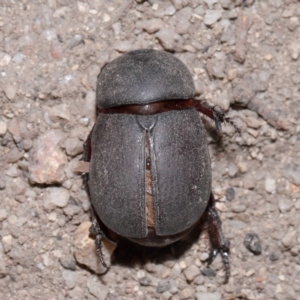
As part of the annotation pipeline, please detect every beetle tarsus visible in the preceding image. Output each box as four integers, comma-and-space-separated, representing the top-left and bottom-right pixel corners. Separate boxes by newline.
213, 111, 222, 132
90, 213, 108, 268
204, 193, 231, 284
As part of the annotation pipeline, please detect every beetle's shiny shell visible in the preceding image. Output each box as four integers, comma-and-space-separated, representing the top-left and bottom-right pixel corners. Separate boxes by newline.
89, 49, 212, 245
96, 49, 195, 109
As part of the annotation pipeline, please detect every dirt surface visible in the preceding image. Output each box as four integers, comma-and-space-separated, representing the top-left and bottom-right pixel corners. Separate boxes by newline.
0, 0, 300, 299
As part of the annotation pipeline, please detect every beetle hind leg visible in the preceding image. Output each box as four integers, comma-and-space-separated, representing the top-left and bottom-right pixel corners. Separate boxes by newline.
203, 192, 230, 283
89, 211, 108, 268
89, 208, 119, 269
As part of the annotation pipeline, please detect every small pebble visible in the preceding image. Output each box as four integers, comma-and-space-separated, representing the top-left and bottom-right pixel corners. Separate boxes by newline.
265, 177, 276, 193
63, 204, 81, 218
227, 68, 237, 81
0, 209, 8, 221
195, 292, 222, 300
28, 130, 67, 184
164, 5, 176, 16
162, 291, 172, 300
23, 139, 33, 151
87, 277, 109, 300
179, 287, 194, 300
220, 0, 231, 9
175, 7, 192, 35
156, 28, 183, 52
143, 19, 164, 34
60, 257, 77, 270
65, 137, 83, 157
237, 161, 248, 173
6, 148, 23, 163
0, 242, 7, 277
51, 40, 64, 60
231, 82, 256, 107
45, 187, 70, 208
228, 163, 238, 177
49, 104, 71, 122
68, 34, 83, 49
2, 235, 13, 253
244, 233, 262, 255
6, 165, 20, 177
12, 52, 25, 64
282, 230, 297, 249
113, 41, 133, 53
204, 0, 219, 9
139, 276, 151, 286
206, 58, 225, 79
0, 121, 7, 136
283, 164, 300, 186
0, 175, 6, 190
112, 22, 121, 36
278, 196, 293, 214
62, 270, 77, 289
231, 203, 247, 213
7, 118, 21, 143
3, 83, 16, 101
225, 187, 235, 201
184, 265, 200, 282
269, 252, 279, 262
289, 42, 300, 60
156, 279, 174, 293
204, 10, 222, 26
103, 13, 111, 22
0, 52, 11, 66
243, 175, 256, 190
201, 267, 216, 278
172, 263, 182, 276
241, 289, 255, 300
48, 211, 57, 222
84, 90, 96, 120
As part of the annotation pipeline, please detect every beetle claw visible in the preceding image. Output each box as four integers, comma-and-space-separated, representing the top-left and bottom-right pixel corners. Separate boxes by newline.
206, 242, 230, 284
220, 249, 230, 284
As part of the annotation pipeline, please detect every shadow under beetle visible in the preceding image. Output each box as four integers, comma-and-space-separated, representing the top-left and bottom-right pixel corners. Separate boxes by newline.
83, 49, 240, 283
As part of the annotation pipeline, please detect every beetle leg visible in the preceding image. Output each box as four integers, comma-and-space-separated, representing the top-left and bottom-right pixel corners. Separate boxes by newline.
82, 126, 95, 196
89, 207, 119, 268
90, 212, 107, 268
193, 101, 241, 134
204, 193, 230, 283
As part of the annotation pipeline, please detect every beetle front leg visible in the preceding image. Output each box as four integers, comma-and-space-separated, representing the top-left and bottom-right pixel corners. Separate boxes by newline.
193, 100, 241, 134
203, 192, 230, 283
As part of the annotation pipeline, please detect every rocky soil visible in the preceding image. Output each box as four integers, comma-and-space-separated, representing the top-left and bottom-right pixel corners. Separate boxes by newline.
0, 0, 300, 299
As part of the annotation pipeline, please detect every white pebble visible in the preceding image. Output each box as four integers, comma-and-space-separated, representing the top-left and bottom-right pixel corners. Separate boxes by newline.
265, 178, 276, 193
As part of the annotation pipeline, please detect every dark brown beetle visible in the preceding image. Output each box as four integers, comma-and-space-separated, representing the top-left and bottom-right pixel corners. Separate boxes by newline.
83, 49, 239, 283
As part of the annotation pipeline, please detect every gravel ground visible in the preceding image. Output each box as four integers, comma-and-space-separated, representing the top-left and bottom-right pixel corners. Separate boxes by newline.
1, 0, 300, 299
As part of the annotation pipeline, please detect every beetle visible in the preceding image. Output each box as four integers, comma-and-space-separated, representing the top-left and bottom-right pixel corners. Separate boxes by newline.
83, 49, 239, 283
